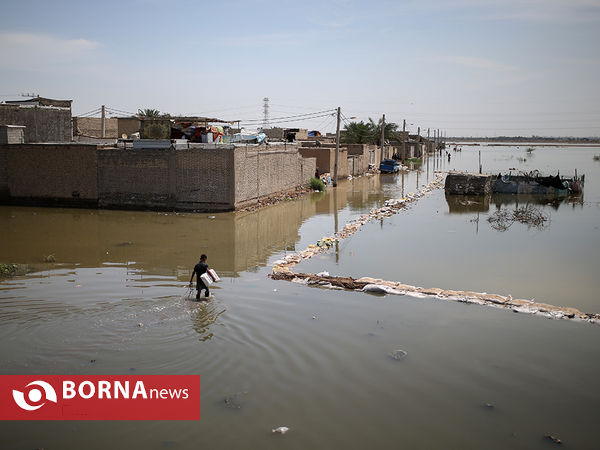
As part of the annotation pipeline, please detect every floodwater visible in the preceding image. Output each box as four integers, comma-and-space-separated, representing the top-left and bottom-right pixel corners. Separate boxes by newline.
1, 145, 600, 449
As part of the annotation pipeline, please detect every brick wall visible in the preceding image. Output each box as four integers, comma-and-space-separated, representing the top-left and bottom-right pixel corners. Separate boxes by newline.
98, 148, 172, 209
73, 117, 119, 138
234, 144, 315, 206
98, 145, 235, 211
1, 143, 315, 211
2, 144, 98, 204
346, 144, 365, 156
0, 105, 72, 142
0, 146, 7, 199
176, 146, 234, 209
445, 172, 492, 195
117, 118, 141, 137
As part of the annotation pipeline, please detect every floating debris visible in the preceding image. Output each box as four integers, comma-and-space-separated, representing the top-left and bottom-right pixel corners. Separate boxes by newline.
224, 391, 248, 409
483, 402, 495, 409
272, 426, 289, 435
43, 254, 56, 263
544, 435, 562, 445
388, 349, 408, 361
488, 205, 549, 232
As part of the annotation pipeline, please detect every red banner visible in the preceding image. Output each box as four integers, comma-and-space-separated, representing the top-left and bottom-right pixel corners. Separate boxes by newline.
0, 375, 200, 420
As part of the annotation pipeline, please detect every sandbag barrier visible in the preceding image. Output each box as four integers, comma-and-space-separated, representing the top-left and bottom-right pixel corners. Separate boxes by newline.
269, 172, 599, 324
270, 271, 600, 324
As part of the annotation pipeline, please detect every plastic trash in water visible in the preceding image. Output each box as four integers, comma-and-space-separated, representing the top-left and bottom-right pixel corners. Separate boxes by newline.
272, 426, 289, 434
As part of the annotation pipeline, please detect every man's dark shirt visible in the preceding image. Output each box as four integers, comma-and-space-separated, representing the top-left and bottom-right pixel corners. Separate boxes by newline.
194, 262, 209, 287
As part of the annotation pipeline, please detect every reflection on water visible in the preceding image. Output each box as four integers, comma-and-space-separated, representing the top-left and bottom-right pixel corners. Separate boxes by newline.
0, 176, 392, 279
445, 194, 490, 213
187, 299, 226, 342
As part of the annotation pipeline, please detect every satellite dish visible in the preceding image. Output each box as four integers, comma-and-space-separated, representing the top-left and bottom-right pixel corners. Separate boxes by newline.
122, 133, 128, 139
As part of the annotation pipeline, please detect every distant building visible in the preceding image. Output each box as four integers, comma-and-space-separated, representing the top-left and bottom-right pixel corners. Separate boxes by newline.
0, 96, 72, 143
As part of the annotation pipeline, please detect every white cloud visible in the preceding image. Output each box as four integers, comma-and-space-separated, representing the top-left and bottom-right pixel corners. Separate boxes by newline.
0, 32, 99, 70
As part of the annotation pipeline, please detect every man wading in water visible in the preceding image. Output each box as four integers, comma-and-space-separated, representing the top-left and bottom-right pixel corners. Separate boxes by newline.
189, 254, 210, 300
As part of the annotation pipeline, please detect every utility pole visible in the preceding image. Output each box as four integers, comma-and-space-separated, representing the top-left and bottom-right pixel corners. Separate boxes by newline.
262, 97, 269, 130
427, 128, 430, 153
101, 105, 106, 138
333, 106, 341, 187
402, 119, 406, 161
380, 114, 386, 162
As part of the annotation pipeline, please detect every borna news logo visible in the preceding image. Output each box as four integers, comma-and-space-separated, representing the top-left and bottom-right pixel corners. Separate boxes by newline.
12, 380, 58, 411
1, 375, 200, 420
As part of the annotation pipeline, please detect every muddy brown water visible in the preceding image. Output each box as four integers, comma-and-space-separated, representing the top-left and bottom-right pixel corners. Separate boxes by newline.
1, 145, 600, 449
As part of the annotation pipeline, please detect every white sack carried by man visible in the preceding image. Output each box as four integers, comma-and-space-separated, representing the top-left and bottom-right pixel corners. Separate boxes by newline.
200, 269, 220, 286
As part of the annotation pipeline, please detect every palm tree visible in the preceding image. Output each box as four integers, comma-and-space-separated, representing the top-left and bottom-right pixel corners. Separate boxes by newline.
369, 118, 399, 146
341, 120, 376, 144
341, 118, 400, 145
137, 108, 161, 118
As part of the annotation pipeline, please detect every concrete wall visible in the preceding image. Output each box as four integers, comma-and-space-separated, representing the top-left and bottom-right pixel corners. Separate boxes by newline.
0, 105, 72, 143
73, 117, 119, 138
1, 144, 98, 205
0, 126, 25, 144
263, 127, 285, 140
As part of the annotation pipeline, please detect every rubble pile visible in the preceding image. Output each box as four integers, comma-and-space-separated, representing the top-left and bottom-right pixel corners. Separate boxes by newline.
237, 186, 313, 213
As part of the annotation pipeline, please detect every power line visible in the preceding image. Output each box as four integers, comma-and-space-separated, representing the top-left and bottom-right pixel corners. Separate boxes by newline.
240, 112, 336, 127
241, 109, 336, 124
75, 107, 102, 117
105, 106, 136, 116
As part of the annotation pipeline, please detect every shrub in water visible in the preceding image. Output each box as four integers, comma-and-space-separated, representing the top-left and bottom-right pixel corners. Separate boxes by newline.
309, 177, 326, 192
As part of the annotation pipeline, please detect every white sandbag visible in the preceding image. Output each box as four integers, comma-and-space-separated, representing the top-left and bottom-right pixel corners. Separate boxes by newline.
362, 284, 403, 295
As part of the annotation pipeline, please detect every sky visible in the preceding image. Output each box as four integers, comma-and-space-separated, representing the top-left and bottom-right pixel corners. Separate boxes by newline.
1, 0, 599, 137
